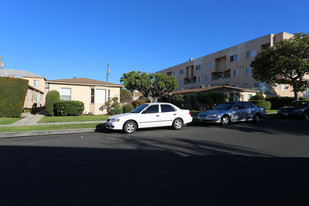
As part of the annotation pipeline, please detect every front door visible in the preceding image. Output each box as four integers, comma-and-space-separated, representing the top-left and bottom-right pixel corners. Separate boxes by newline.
160, 104, 177, 126
139, 105, 161, 128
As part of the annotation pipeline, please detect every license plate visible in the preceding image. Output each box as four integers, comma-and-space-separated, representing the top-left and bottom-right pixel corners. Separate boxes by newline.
283, 113, 288, 116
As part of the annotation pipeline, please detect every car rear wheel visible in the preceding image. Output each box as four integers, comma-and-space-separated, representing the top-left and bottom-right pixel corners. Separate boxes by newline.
172, 118, 183, 130
220, 115, 230, 126
253, 114, 262, 123
123, 121, 137, 134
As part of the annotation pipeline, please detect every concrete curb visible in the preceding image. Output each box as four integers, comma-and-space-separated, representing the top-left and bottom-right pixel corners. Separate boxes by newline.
0, 128, 106, 138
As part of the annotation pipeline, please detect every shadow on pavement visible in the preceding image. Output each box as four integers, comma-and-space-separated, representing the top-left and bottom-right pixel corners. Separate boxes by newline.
0, 140, 308, 205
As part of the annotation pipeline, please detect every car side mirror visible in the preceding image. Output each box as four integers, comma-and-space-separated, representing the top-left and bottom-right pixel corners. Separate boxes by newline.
142, 110, 148, 114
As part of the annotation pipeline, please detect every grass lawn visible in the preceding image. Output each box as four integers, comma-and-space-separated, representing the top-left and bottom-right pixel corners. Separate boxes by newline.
266, 110, 278, 113
0, 117, 20, 125
39, 115, 111, 123
0, 123, 105, 133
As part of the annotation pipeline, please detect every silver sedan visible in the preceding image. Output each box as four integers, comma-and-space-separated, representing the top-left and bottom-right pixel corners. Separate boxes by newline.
197, 101, 266, 126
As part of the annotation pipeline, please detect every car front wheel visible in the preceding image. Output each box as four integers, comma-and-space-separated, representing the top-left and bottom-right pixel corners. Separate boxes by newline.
123, 121, 137, 134
220, 115, 230, 126
172, 118, 183, 130
304, 112, 309, 120
253, 114, 262, 123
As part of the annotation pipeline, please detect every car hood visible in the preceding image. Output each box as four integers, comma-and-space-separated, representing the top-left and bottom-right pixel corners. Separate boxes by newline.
109, 113, 138, 119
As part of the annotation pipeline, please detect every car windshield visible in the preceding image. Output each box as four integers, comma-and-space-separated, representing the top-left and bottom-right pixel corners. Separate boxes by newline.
288, 101, 309, 108
213, 102, 234, 110
130, 104, 149, 113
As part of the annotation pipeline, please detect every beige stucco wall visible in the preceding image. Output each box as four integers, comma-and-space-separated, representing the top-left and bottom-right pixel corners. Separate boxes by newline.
48, 83, 121, 115
23, 77, 47, 106
157, 32, 302, 98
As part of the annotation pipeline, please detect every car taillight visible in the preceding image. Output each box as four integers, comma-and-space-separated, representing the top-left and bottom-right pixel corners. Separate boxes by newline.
189, 112, 191, 115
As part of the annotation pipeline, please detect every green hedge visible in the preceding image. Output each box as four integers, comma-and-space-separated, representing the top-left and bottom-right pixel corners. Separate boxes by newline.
54, 100, 84, 116
122, 104, 134, 113
265, 97, 307, 109
109, 105, 123, 115
250, 100, 272, 110
0, 77, 28, 117
45, 90, 60, 116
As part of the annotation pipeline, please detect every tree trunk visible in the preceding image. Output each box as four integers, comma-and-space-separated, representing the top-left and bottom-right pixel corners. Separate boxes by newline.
293, 82, 299, 101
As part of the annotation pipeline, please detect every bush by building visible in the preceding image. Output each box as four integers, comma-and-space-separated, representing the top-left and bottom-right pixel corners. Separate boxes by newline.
45, 90, 60, 116
250, 100, 271, 110
54, 100, 84, 116
122, 104, 134, 113
265, 96, 307, 109
0, 77, 28, 117
109, 104, 123, 115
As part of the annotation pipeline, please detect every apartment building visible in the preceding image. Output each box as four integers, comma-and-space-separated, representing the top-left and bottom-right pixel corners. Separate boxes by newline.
157, 32, 309, 97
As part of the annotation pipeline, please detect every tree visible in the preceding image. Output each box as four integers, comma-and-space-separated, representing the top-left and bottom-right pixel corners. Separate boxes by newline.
120, 89, 133, 103
45, 90, 60, 116
120, 71, 178, 102
251, 33, 309, 100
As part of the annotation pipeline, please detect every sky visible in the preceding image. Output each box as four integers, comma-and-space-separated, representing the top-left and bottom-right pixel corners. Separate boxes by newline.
1, 0, 309, 84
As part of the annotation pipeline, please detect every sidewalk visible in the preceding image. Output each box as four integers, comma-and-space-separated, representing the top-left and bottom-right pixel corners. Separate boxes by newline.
0, 113, 107, 138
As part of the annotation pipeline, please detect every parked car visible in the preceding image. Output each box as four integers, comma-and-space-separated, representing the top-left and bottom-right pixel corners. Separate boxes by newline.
106, 103, 193, 134
197, 101, 266, 126
277, 100, 309, 120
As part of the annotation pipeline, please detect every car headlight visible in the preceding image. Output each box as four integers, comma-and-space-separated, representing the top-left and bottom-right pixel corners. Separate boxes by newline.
207, 114, 217, 117
111, 118, 120, 122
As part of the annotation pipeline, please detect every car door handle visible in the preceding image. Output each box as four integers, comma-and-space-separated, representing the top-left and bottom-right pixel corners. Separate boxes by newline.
156, 115, 160, 117
173, 114, 176, 115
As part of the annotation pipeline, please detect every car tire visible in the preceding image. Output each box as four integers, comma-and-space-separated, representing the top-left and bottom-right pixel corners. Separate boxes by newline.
253, 114, 262, 123
123, 121, 137, 134
220, 115, 230, 126
172, 118, 183, 130
304, 112, 309, 120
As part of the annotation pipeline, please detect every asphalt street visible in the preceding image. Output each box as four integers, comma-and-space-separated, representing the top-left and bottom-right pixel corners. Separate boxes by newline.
0, 119, 308, 205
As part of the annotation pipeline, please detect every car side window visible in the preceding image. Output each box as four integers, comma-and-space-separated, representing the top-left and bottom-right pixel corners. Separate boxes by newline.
161, 105, 176, 113
243, 102, 255, 109
234, 102, 244, 109
144, 105, 159, 114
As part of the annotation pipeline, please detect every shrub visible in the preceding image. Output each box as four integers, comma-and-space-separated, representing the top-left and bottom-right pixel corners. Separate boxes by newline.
54, 100, 84, 116
122, 104, 134, 113
250, 100, 271, 110
265, 97, 307, 109
45, 90, 60, 116
251, 94, 265, 101
132, 99, 146, 108
0, 77, 28, 117
109, 105, 123, 115
120, 89, 133, 103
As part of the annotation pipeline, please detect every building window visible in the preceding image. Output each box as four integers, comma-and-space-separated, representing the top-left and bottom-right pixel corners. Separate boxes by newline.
180, 69, 184, 75
60, 88, 71, 100
230, 54, 238, 62
33, 80, 39, 87
179, 80, 182, 85
234, 69, 239, 77
205, 75, 208, 81
246, 50, 256, 58
206, 62, 212, 68
305, 88, 309, 97
196, 65, 201, 71
108, 89, 111, 101
246, 67, 251, 75
91, 88, 95, 103
198, 76, 201, 83
278, 84, 285, 91
96, 89, 106, 104
173, 71, 177, 76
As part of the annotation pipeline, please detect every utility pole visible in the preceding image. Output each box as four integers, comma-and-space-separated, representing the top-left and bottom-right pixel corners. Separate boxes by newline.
106, 64, 110, 82
0, 56, 4, 69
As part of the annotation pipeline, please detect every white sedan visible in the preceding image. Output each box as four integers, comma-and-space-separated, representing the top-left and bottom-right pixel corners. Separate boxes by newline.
106, 103, 193, 134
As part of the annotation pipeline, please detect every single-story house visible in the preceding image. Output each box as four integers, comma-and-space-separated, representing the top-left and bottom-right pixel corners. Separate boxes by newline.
46, 78, 123, 115
168, 85, 260, 109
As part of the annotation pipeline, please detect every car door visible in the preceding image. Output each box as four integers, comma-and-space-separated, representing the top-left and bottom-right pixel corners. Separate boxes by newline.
231, 102, 245, 121
139, 105, 161, 128
243, 102, 255, 120
160, 104, 177, 126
